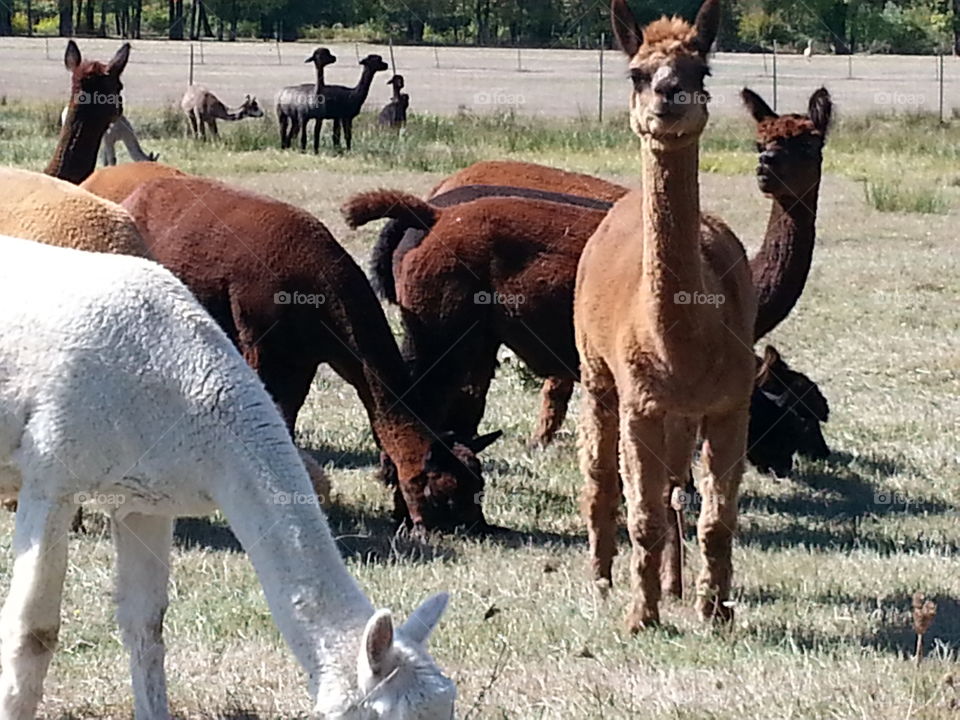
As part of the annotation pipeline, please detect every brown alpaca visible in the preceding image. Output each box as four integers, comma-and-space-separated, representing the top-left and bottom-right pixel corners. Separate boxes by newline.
574, 0, 755, 629
181, 86, 264, 141
121, 175, 499, 530
81, 161, 185, 203
45, 40, 130, 184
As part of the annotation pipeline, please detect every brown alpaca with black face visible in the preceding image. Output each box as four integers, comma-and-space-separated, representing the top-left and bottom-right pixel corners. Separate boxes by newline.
45, 40, 130, 184
121, 175, 500, 531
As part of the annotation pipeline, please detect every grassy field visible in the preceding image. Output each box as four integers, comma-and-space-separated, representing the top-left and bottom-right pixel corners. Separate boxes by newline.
0, 102, 959, 718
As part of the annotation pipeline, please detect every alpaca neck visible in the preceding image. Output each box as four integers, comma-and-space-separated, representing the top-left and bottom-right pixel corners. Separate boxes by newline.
314, 63, 326, 92
115, 117, 152, 161
640, 139, 706, 348
351, 67, 377, 106
750, 179, 820, 340
212, 437, 374, 707
223, 106, 245, 121
44, 107, 111, 184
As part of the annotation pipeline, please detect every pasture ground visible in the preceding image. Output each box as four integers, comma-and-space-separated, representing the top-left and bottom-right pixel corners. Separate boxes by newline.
0, 60, 959, 718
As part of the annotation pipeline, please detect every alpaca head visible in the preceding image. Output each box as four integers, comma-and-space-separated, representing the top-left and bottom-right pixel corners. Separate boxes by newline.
741, 87, 832, 200
611, 0, 719, 148
361, 54, 390, 74
240, 95, 264, 119
316, 594, 456, 719
63, 40, 130, 127
380, 431, 502, 532
387, 75, 405, 91
748, 345, 830, 477
306, 47, 337, 67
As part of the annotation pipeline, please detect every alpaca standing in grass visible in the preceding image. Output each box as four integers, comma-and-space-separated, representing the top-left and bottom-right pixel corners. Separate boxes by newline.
45, 39, 130, 184
378, 74, 409, 130
0, 235, 456, 720
276, 46, 337, 151
100, 116, 158, 165
122, 174, 499, 530
181, 86, 264, 141
316, 54, 389, 150
574, 0, 755, 629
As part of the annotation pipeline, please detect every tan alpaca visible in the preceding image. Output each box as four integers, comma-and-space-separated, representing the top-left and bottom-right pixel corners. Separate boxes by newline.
181, 85, 264, 140
573, 0, 756, 630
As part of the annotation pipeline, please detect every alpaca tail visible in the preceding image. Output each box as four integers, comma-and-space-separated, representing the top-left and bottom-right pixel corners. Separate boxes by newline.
341, 190, 440, 304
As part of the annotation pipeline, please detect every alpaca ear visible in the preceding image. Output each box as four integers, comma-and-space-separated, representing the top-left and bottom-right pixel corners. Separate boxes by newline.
808, 87, 833, 138
400, 592, 449, 645
464, 430, 503, 454
611, 0, 642, 57
360, 609, 395, 677
108, 43, 131, 77
64, 40, 81, 71
692, 0, 721, 56
741, 88, 777, 123
756, 344, 779, 383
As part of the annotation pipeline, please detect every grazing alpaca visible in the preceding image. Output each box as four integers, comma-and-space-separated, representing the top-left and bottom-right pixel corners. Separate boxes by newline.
46, 39, 130, 184
378, 74, 409, 130
276, 46, 337, 151
749, 346, 830, 477
101, 116, 158, 165
573, 0, 756, 629
317, 54, 389, 150
0, 235, 456, 720
181, 86, 264, 141
81, 161, 185, 203
122, 175, 499, 530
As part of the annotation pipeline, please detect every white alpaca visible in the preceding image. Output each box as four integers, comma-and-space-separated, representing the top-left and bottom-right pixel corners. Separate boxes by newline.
0, 235, 455, 720
803, 39, 814, 60
59, 107, 158, 165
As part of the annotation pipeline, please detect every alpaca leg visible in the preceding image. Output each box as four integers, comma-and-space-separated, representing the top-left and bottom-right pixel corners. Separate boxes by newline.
313, 119, 323, 154
577, 373, 619, 590
209, 119, 219, 140
0, 489, 75, 719
531, 377, 574, 447
343, 119, 353, 150
113, 513, 173, 720
299, 117, 308, 152
198, 116, 206, 141
696, 410, 748, 623
186, 111, 198, 139
620, 409, 668, 631
660, 415, 698, 600
278, 113, 289, 148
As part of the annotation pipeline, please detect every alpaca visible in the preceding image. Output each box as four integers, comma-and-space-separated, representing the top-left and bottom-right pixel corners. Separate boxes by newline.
315, 54, 389, 151
276, 46, 337, 151
81, 161, 185, 203
46, 39, 130, 184
428, 160, 628, 202
0, 234, 456, 720
748, 345, 830, 477
122, 175, 500, 530
378, 74, 409, 130
573, 0, 756, 629
101, 115, 158, 165
804, 39, 814, 60
181, 86, 264, 141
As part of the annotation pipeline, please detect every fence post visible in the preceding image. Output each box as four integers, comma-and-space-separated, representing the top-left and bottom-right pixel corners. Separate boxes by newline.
847, 53, 852, 79
189, 43, 194, 85
598, 32, 605, 124
772, 40, 778, 112
276, 22, 282, 65
389, 37, 397, 74
517, 46, 522, 72
939, 54, 945, 124
434, 42, 440, 69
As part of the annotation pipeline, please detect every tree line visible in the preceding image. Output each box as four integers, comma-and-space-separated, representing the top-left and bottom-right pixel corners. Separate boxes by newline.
1, 1, 958, 54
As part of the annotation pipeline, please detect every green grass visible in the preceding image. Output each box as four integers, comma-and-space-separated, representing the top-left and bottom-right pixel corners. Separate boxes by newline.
0, 104, 959, 718
864, 180, 949, 214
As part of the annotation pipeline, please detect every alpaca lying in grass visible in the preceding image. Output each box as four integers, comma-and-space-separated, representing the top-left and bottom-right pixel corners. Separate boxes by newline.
81, 161, 185, 203
0, 234, 456, 719
121, 174, 498, 530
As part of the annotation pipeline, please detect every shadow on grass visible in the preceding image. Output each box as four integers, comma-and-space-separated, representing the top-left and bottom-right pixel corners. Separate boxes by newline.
297, 444, 380, 471
175, 501, 458, 565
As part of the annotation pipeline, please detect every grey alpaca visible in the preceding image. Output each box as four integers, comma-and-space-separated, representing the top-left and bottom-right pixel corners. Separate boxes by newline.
276, 47, 337, 151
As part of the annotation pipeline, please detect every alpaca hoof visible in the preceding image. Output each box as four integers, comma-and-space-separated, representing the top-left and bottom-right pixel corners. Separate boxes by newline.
626, 606, 660, 633
594, 578, 612, 599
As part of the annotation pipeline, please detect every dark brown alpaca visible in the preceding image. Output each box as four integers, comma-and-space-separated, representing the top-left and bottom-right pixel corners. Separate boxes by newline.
121, 175, 499, 531
388, 87, 831, 447
45, 40, 131, 184
316, 54, 389, 150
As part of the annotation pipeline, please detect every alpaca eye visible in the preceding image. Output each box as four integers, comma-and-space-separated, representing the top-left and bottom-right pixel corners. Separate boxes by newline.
755, 142, 764, 153
630, 70, 651, 89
